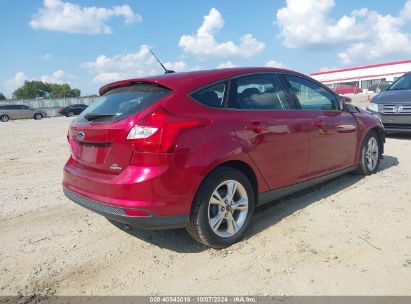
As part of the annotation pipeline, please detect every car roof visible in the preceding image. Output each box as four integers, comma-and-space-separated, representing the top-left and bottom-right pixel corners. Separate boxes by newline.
99, 67, 302, 95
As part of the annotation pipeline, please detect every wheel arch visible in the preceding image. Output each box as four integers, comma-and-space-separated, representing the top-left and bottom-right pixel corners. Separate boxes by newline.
191, 158, 265, 211
366, 126, 385, 155
214, 160, 259, 200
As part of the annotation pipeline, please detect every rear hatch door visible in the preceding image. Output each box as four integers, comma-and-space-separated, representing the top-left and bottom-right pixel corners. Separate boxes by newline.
68, 83, 171, 174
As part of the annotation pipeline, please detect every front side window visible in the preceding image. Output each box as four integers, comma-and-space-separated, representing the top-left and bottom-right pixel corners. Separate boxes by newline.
191, 83, 227, 108
284, 75, 337, 110
229, 74, 291, 110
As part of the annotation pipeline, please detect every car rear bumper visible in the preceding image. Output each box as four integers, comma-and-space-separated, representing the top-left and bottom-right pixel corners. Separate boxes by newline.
63, 155, 202, 228
63, 187, 189, 229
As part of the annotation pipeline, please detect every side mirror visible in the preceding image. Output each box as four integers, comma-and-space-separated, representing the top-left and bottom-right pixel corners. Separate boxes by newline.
341, 96, 358, 113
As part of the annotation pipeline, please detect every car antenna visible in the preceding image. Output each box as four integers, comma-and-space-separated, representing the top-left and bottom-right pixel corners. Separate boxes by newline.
150, 49, 175, 74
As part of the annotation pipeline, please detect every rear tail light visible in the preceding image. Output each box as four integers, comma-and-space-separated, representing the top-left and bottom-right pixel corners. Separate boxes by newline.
126, 108, 210, 153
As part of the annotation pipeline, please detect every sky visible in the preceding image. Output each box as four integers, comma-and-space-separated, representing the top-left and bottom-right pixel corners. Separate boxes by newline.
1, 0, 411, 98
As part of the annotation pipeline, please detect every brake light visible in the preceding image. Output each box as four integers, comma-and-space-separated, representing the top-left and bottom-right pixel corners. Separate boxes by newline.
126, 108, 209, 153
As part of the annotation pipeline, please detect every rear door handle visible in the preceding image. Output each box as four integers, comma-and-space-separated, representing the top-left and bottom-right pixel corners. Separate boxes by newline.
246, 121, 264, 133
313, 119, 325, 129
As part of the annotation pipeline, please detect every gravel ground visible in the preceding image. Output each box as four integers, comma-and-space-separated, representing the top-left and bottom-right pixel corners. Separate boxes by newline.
0, 117, 410, 297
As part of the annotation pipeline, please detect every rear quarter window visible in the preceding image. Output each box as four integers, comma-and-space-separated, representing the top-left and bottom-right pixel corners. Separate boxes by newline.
77, 83, 171, 123
191, 82, 227, 108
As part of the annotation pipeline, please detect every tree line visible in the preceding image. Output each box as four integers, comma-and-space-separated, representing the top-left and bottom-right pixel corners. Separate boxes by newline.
0, 81, 81, 100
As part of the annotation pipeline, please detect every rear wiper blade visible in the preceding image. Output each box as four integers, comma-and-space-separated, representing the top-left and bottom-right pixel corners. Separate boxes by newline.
84, 113, 116, 121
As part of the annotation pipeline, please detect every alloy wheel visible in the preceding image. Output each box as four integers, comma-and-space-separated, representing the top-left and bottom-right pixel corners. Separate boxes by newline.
208, 180, 249, 238
366, 137, 379, 171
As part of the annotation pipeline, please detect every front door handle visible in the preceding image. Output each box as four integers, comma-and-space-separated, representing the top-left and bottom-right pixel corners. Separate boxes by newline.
336, 124, 357, 133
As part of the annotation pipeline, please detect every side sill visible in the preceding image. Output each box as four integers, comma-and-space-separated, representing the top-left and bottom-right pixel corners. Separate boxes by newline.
257, 166, 357, 206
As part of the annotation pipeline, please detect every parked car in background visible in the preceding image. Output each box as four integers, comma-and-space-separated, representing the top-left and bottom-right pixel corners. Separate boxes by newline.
0, 104, 46, 122
334, 85, 363, 95
63, 67, 385, 248
59, 104, 88, 117
367, 81, 393, 93
367, 72, 411, 132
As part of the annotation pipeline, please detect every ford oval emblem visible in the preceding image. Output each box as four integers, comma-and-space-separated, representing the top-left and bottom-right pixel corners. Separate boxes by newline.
77, 131, 85, 140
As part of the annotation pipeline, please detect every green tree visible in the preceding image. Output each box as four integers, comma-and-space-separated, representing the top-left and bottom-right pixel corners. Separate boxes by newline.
49, 83, 80, 98
0, 92, 6, 100
12, 81, 81, 99
13, 81, 49, 99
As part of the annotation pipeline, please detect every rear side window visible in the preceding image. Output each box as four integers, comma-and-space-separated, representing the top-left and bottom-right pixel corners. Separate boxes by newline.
191, 83, 227, 108
77, 83, 171, 123
228, 74, 291, 110
284, 75, 337, 110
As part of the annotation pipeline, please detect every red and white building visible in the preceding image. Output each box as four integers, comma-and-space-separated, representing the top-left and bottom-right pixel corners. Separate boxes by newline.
310, 60, 411, 92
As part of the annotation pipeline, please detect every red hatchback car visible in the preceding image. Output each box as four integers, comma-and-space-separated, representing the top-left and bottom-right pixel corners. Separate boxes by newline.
63, 68, 384, 248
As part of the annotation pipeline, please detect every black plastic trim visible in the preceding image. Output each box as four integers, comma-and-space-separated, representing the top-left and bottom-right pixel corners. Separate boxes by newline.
257, 166, 357, 206
63, 188, 189, 230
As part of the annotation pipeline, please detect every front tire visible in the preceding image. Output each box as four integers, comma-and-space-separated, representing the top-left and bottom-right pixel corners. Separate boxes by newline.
186, 167, 255, 248
0, 114, 9, 122
355, 130, 381, 175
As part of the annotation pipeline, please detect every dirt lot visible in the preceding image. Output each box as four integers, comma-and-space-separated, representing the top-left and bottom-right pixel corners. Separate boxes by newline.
0, 117, 410, 297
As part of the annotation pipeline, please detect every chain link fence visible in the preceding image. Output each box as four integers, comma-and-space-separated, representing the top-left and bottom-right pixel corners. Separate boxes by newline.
0, 96, 99, 117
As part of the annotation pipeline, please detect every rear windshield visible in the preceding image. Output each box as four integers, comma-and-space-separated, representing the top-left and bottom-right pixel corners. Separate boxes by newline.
77, 83, 171, 123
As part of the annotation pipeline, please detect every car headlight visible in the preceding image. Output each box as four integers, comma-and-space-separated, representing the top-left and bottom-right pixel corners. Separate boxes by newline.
367, 102, 379, 112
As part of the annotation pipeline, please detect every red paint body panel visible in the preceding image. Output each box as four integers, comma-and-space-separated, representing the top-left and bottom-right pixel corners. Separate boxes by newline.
63, 68, 383, 224
305, 110, 359, 177
228, 110, 310, 189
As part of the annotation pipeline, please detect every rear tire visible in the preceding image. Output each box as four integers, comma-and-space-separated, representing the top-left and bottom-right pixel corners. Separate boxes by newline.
186, 167, 255, 248
67, 112, 75, 117
34, 113, 43, 120
355, 130, 381, 175
0, 114, 9, 122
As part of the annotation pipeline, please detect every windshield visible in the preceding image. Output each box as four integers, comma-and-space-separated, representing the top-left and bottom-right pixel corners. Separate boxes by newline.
388, 73, 411, 91
77, 83, 171, 123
